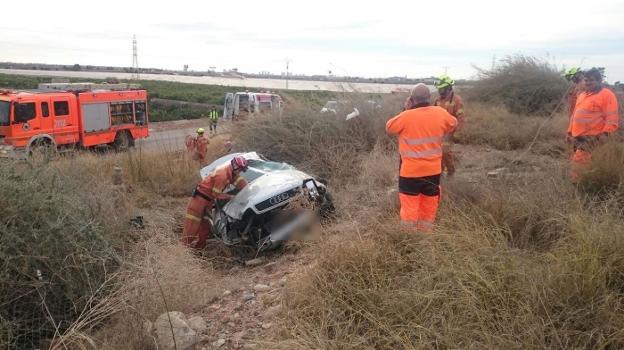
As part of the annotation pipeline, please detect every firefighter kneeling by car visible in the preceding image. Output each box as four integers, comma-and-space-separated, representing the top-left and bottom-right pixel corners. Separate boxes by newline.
181, 156, 249, 249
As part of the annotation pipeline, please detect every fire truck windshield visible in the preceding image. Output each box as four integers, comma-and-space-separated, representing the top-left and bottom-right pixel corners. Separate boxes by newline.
0, 101, 10, 126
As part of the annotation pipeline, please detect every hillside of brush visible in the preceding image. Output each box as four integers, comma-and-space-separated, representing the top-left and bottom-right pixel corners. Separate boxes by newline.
2, 56, 624, 349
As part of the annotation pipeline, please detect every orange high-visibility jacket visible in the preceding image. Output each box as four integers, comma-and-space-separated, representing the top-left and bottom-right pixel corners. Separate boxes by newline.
386, 106, 457, 178
568, 88, 619, 137
197, 164, 248, 200
195, 136, 209, 157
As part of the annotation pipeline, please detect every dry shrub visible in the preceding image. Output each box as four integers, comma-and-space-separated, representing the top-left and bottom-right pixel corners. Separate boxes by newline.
122, 149, 200, 197
231, 95, 400, 184
97, 233, 222, 349
457, 102, 566, 152
469, 55, 568, 116
58, 148, 201, 198
0, 159, 129, 349
275, 193, 624, 349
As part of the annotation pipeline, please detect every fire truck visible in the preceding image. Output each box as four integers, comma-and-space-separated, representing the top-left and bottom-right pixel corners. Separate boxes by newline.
0, 83, 149, 158
223, 91, 283, 120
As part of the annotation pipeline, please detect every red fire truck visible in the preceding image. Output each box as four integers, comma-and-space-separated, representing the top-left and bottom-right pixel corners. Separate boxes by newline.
0, 83, 149, 158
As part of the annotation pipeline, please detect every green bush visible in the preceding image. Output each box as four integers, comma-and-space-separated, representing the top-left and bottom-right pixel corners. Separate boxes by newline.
0, 161, 128, 349
469, 55, 568, 116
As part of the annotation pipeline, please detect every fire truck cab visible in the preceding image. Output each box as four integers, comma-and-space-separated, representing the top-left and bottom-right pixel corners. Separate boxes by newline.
0, 83, 149, 158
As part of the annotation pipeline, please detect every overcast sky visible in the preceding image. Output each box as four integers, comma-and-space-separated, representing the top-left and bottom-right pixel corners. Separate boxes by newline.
2, 0, 624, 81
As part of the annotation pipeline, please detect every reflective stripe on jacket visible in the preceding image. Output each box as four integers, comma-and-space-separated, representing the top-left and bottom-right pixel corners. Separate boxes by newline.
197, 164, 248, 200
568, 88, 619, 137
386, 105, 457, 178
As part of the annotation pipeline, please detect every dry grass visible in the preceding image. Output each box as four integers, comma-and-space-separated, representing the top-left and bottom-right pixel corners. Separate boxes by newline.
94, 232, 222, 350
264, 128, 624, 349
2, 79, 618, 349
456, 102, 567, 154
57, 149, 201, 198
274, 174, 624, 349
578, 140, 624, 197
442, 172, 579, 251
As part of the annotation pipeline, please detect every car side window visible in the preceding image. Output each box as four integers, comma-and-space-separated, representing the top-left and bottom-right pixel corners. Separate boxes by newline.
14, 102, 36, 123
42, 102, 49, 117
54, 101, 69, 116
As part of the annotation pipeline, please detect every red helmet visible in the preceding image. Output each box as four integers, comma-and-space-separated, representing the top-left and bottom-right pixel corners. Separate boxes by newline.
231, 155, 249, 172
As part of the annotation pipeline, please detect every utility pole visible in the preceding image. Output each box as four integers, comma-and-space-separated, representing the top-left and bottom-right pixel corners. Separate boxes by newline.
443, 66, 448, 75
131, 35, 140, 80
285, 59, 291, 90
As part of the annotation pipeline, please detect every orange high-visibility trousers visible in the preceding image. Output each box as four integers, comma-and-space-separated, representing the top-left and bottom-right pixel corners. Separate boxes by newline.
399, 192, 440, 233
571, 149, 592, 183
181, 196, 213, 249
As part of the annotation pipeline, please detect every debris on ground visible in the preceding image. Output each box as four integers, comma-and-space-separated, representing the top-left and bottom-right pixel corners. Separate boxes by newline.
154, 311, 199, 350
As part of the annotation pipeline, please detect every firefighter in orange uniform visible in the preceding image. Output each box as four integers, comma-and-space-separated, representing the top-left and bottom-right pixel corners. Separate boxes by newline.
194, 128, 209, 165
181, 156, 249, 248
433, 75, 464, 176
567, 67, 619, 182
386, 83, 457, 232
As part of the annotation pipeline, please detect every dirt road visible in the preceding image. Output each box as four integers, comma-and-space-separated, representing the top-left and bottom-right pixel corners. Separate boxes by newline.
136, 118, 230, 152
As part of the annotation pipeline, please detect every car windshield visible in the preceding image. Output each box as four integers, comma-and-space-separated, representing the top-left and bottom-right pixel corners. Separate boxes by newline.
0, 101, 9, 126
241, 159, 295, 183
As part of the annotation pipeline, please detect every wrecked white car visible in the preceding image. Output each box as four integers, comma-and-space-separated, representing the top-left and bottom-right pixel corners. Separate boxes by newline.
200, 152, 334, 252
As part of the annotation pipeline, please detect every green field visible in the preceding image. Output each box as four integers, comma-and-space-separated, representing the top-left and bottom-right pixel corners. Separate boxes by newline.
0, 73, 338, 122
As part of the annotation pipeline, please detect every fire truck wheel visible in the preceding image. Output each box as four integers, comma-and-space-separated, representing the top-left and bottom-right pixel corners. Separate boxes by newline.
113, 131, 134, 151
29, 139, 57, 160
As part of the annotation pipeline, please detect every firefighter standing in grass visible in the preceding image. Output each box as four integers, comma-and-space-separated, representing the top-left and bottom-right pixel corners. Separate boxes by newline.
433, 75, 465, 176
209, 108, 219, 135
181, 156, 249, 248
386, 83, 457, 232
189, 128, 209, 165
567, 67, 619, 182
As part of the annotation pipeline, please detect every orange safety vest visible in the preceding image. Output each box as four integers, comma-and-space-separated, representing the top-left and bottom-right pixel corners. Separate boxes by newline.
386, 105, 458, 178
197, 164, 248, 200
568, 87, 619, 137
